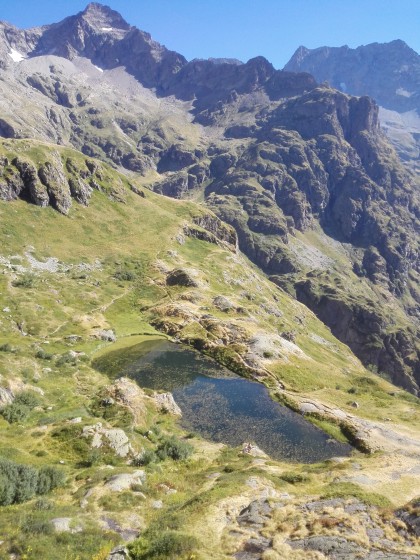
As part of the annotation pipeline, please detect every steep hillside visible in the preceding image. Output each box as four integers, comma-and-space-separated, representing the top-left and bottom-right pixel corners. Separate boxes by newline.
0, 139, 419, 559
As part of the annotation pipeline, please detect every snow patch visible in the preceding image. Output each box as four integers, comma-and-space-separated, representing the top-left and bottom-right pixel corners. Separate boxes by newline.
8, 48, 25, 63
94, 65, 104, 73
396, 87, 413, 98
101, 27, 113, 31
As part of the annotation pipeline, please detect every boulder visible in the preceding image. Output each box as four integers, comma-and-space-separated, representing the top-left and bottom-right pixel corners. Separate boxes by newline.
82, 422, 133, 457
153, 392, 182, 416
105, 470, 146, 492
166, 268, 199, 287
51, 517, 82, 533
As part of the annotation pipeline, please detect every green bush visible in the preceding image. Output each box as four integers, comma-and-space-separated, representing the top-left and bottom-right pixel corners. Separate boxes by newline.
0, 457, 65, 506
1, 391, 41, 423
279, 472, 309, 484
156, 436, 193, 462
1, 402, 30, 423
0, 458, 38, 505
34, 497, 53, 510
15, 391, 40, 409
0, 343, 14, 352
114, 269, 137, 282
133, 449, 158, 466
37, 466, 66, 495
129, 531, 198, 559
322, 482, 392, 508
36, 349, 53, 360
55, 352, 77, 366
21, 515, 53, 535
12, 273, 37, 288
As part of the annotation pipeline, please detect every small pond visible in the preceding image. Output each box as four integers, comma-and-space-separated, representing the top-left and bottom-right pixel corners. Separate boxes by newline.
93, 340, 351, 463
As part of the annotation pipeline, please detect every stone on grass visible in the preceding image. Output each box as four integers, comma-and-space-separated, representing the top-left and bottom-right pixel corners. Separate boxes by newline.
105, 470, 146, 492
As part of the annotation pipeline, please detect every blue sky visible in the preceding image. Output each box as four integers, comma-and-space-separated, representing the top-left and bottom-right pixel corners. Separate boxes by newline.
1, 0, 419, 68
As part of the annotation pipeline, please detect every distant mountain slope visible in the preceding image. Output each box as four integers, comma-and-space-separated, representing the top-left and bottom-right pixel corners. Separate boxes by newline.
284, 40, 420, 171
0, 3, 418, 392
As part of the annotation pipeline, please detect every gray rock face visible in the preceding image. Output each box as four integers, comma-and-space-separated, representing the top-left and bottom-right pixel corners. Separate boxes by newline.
0, 163, 24, 201
0, 386, 14, 405
13, 158, 49, 206
38, 161, 72, 214
51, 517, 82, 533
153, 392, 182, 416
237, 499, 272, 528
107, 546, 130, 560
397, 500, 420, 537
289, 536, 361, 558
284, 41, 420, 173
284, 40, 420, 114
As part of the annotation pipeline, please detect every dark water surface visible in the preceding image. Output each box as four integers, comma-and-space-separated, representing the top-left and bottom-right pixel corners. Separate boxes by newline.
94, 340, 351, 463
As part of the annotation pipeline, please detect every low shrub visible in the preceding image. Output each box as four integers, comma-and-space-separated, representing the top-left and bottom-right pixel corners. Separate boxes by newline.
129, 531, 198, 559
37, 466, 66, 495
156, 436, 193, 462
36, 349, 53, 360
322, 482, 392, 508
15, 391, 40, 409
55, 352, 77, 366
21, 516, 53, 535
1, 402, 30, 423
133, 449, 159, 466
279, 472, 309, 484
1, 390, 41, 423
114, 269, 137, 282
0, 457, 65, 506
12, 273, 37, 288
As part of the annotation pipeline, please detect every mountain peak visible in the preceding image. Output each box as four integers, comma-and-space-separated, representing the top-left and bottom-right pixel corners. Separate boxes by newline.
80, 2, 130, 31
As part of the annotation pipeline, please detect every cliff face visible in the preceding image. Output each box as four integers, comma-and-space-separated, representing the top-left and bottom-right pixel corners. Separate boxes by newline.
284, 40, 420, 173
0, 4, 418, 392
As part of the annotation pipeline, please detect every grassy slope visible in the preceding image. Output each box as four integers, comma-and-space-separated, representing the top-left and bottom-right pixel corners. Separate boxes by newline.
0, 140, 418, 559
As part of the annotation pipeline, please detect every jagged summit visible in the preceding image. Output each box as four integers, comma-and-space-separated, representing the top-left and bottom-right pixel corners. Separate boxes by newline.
80, 2, 131, 31
284, 39, 420, 112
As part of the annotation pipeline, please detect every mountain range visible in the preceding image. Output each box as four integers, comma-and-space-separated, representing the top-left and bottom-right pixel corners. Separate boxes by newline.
285, 39, 420, 173
1, 2, 418, 392
0, 4, 419, 559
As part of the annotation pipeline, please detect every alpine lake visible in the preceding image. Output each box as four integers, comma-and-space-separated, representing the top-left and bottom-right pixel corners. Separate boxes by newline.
93, 338, 352, 463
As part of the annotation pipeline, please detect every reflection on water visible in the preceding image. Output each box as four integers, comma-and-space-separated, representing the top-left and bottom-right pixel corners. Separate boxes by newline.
94, 340, 351, 463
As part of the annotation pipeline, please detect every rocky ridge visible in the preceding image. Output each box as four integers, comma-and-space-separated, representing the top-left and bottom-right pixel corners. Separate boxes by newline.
284, 40, 420, 172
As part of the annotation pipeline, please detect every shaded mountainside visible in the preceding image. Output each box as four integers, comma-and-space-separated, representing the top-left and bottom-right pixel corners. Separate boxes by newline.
0, 3, 419, 392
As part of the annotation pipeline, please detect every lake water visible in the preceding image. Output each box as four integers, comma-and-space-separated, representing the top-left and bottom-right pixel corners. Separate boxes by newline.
93, 340, 351, 463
